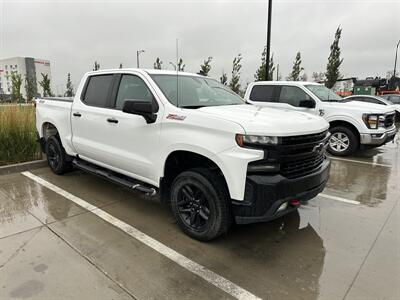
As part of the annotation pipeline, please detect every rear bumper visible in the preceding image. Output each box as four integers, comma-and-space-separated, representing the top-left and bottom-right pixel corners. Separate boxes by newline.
360, 126, 396, 146
232, 158, 330, 224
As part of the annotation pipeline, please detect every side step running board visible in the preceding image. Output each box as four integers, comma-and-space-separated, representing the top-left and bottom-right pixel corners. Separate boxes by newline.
72, 159, 157, 196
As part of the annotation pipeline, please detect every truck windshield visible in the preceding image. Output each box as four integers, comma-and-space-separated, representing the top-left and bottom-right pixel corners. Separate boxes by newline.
150, 74, 244, 108
305, 84, 343, 102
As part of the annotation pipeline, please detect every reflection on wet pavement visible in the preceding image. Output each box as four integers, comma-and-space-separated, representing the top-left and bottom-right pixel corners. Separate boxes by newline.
0, 173, 84, 228
326, 160, 392, 206
0, 126, 399, 299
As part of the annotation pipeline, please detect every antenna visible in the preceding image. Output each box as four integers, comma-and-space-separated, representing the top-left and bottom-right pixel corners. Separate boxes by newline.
176, 38, 179, 108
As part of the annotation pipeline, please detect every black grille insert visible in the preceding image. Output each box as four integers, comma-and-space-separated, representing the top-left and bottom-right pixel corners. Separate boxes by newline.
248, 131, 329, 179
385, 113, 395, 128
280, 153, 325, 179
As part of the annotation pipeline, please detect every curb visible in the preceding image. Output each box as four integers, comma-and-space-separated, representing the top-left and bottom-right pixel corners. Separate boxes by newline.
0, 159, 47, 176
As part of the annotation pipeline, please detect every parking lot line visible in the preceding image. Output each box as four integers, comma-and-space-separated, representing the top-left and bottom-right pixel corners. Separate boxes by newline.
319, 193, 360, 205
328, 156, 391, 168
21, 171, 261, 300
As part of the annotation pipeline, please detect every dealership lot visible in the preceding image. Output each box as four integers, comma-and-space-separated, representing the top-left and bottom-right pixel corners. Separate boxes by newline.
1, 133, 399, 300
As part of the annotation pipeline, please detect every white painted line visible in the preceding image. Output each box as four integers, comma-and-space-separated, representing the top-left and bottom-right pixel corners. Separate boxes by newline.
21, 171, 261, 300
328, 156, 391, 168
319, 193, 360, 205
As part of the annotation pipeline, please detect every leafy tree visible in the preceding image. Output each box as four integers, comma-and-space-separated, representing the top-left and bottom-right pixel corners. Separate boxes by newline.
119, 63, 123, 69
287, 52, 304, 81
312, 72, 326, 82
177, 58, 185, 71
64, 73, 74, 97
199, 56, 213, 76
229, 54, 242, 94
93, 61, 100, 71
254, 45, 275, 81
154, 57, 163, 69
220, 71, 228, 85
25, 75, 37, 102
39, 73, 53, 97
10, 72, 23, 102
325, 26, 343, 88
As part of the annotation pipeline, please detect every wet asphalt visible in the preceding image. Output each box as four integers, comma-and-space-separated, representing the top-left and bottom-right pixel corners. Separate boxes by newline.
0, 131, 399, 300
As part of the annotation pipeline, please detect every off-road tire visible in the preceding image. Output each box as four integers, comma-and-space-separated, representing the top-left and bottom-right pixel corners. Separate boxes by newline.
45, 136, 73, 175
170, 168, 231, 241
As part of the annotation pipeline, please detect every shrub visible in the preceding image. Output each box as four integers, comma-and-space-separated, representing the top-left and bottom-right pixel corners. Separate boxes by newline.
0, 105, 41, 165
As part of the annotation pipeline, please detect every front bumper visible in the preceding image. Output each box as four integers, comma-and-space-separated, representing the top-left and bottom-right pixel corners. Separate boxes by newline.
360, 126, 397, 146
232, 159, 330, 224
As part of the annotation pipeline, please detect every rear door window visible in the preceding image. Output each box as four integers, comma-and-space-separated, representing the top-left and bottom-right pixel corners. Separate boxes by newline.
83, 75, 114, 107
278, 86, 311, 107
249, 85, 276, 102
389, 95, 400, 104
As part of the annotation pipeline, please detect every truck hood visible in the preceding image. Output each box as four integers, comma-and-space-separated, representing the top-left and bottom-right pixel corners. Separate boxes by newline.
198, 104, 329, 136
327, 101, 395, 114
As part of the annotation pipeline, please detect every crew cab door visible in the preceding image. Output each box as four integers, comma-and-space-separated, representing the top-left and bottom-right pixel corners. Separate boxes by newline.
99, 73, 162, 183
247, 85, 320, 116
71, 74, 117, 165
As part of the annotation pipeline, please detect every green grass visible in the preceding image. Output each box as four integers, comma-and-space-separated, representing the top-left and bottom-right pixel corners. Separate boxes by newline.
0, 105, 41, 166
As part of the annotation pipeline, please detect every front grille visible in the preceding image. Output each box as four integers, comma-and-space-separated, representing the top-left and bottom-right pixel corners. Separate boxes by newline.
280, 130, 328, 145
385, 113, 395, 128
248, 130, 329, 179
280, 152, 325, 179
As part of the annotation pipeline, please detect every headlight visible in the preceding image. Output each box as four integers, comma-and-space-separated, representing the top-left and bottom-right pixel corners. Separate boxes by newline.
236, 134, 278, 147
362, 114, 384, 129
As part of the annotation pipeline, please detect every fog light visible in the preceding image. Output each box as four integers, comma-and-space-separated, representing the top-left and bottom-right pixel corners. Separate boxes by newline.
277, 202, 288, 212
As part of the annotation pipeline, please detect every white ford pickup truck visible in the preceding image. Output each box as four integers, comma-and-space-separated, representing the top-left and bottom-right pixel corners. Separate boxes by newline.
244, 81, 397, 156
36, 69, 331, 241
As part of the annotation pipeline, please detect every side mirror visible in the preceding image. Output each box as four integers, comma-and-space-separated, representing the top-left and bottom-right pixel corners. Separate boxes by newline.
122, 100, 157, 123
299, 99, 316, 108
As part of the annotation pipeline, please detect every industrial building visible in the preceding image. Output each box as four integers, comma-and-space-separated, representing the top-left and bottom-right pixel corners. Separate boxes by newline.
0, 57, 52, 100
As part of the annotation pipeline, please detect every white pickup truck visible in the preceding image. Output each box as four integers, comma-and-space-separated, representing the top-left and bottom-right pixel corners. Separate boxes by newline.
36, 69, 330, 241
244, 81, 397, 156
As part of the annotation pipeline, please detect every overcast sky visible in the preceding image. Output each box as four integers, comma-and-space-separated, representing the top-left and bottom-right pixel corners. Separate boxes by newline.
1, 0, 399, 94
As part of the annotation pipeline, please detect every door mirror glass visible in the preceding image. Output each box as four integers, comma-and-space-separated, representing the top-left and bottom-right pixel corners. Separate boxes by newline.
122, 100, 157, 123
299, 99, 316, 108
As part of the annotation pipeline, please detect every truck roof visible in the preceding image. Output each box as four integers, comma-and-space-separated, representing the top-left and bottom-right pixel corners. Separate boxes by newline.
250, 81, 321, 86
85, 68, 209, 78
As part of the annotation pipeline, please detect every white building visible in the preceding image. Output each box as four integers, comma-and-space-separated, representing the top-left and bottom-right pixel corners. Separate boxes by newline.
0, 57, 52, 100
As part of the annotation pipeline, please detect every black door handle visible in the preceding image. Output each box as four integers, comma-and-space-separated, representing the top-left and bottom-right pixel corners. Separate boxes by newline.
107, 118, 119, 124
73, 112, 81, 117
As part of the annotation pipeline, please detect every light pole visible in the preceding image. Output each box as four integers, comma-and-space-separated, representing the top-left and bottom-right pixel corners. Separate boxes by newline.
393, 40, 400, 78
265, 0, 272, 81
136, 50, 145, 68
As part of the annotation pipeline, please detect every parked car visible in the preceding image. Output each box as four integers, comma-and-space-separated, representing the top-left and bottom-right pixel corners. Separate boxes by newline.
344, 94, 400, 122
244, 81, 397, 156
381, 93, 400, 104
36, 69, 331, 241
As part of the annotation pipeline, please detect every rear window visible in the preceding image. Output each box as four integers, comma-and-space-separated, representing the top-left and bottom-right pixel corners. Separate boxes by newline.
249, 85, 275, 102
83, 75, 113, 107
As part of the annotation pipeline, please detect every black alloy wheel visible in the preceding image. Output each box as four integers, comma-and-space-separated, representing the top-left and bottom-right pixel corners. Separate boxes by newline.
170, 168, 230, 241
45, 136, 73, 175
177, 183, 211, 232
47, 142, 61, 171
